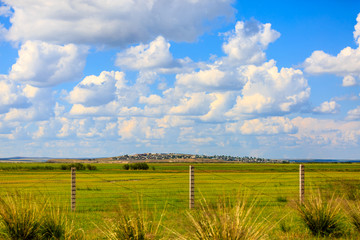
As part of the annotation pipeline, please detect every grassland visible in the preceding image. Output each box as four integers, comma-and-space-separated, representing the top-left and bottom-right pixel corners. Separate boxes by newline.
0, 162, 360, 239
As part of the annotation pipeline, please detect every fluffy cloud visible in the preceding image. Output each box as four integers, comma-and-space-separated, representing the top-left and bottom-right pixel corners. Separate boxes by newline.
116, 36, 173, 70
303, 47, 360, 77
304, 13, 360, 85
9, 41, 87, 87
169, 92, 214, 115
3, 0, 234, 46
226, 60, 310, 118
292, 117, 360, 146
67, 71, 126, 107
67, 70, 164, 117
347, 106, 360, 120
0, 24, 7, 41
0, 76, 29, 114
227, 117, 297, 135
200, 92, 236, 122
139, 95, 164, 106
118, 117, 165, 140
354, 13, 360, 45
156, 115, 194, 128
222, 20, 280, 65
176, 67, 243, 91
3, 85, 54, 122
342, 75, 359, 87
313, 101, 340, 114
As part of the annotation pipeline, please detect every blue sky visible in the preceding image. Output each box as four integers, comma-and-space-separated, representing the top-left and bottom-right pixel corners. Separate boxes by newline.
1, 0, 360, 159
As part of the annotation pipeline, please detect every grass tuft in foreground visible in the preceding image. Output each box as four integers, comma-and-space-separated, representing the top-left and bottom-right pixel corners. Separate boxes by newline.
40, 203, 84, 240
294, 191, 344, 237
343, 200, 360, 232
100, 199, 166, 240
0, 192, 84, 240
183, 196, 269, 240
0, 192, 42, 240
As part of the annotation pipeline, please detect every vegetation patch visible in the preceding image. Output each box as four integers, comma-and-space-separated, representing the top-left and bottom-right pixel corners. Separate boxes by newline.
123, 162, 150, 170
181, 196, 270, 240
99, 199, 166, 240
0, 192, 84, 240
60, 163, 97, 171
294, 192, 345, 237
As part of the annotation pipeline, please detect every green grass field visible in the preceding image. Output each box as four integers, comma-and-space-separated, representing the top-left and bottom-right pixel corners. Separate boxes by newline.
0, 162, 360, 239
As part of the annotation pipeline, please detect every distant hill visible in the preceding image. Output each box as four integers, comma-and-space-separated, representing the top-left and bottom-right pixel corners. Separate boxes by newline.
0, 157, 51, 162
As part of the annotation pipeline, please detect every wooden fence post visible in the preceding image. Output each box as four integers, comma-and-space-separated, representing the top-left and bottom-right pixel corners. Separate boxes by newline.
299, 164, 304, 204
71, 167, 76, 211
189, 165, 194, 209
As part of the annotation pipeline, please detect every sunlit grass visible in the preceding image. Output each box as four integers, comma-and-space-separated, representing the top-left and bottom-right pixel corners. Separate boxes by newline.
0, 163, 359, 238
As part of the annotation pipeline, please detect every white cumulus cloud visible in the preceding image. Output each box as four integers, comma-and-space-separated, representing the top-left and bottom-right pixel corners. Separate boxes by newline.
313, 101, 340, 114
9, 41, 87, 87
222, 20, 280, 65
292, 117, 360, 146
226, 60, 310, 118
169, 92, 215, 115
0, 76, 29, 114
176, 67, 243, 91
116, 36, 173, 70
347, 106, 360, 120
342, 75, 358, 87
227, 117, 297, 135
304, 47, 360, 77
67, 71, 126, 107
304, 13, 360, 85
354, 13, 360, 45
3, 0, 234, 46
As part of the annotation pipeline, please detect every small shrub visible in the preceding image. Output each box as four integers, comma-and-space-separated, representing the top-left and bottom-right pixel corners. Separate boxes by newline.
60, 163, 97, 171
279, 220, 291, 233
123, 163, 149, 170
86, 164, 97, 171
294, 191, 344, 237
123, 164, 130, 170
72, 163, 85, 170
130, 163, 149, 170
276, 196, 287, 203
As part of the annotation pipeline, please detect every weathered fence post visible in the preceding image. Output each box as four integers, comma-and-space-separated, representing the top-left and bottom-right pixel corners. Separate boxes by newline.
71, 167, 76, 211
299, 164, 304, 204
189, 165, 194, 209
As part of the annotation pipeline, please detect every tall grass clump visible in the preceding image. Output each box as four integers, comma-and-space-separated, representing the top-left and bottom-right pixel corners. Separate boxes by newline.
343, 200, 360, 232
0, 192, 83, 240
40, 203, 84, 240
182, 196, 269, 240
100, 199, 166, 240
0, 192, 42, 240
294, 191, 344, 237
